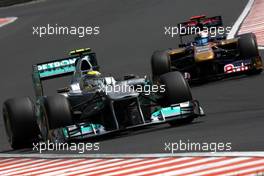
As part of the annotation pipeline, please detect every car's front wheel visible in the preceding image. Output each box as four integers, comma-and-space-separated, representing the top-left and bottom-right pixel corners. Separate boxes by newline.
151, 50, 171, 83
238, 33, 263, 75
159, 71, 195, 126
160, 71, 192, 104
41, 95, 73, 142
238, 33, 259, 58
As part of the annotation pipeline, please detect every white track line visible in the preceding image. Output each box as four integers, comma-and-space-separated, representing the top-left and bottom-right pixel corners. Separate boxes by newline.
0, 158, 20, 164
3, 159, 87, 176
0, 158, 33, 168
0, 17, 17, 28
151, 157, 250, 176
42, 158, 165, 176
227, 0, 255, 39
0, 159, 46, 171
103, 157, 215, 176
0, 157, 262, 176
228, 165, 264, 175
0, 159, 64, 175
185, 159, 264, 176
40, 158, 145, 176
63, 158, 192, 176
19, 159, 125, 176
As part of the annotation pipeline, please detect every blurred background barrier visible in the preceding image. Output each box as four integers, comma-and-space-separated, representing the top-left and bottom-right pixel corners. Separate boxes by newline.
0, 0, 34, 7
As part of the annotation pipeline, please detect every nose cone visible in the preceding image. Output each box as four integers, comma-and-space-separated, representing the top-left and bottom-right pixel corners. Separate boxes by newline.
194, 46, 215, 62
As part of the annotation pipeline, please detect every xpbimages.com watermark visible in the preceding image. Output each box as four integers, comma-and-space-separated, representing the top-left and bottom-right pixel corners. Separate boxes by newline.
164, 140, 232, 153
82, 84, 166, 96
32, 140, 100, 153
103, 84, 165, 95
32, 24, 100, 38
164, 25, 232, 37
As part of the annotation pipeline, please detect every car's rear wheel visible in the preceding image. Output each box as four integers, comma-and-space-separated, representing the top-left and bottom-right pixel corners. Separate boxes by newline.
151, 50, 171, 83
160, 71, 192, 104
159, 71, 195, 126
3, 97, 39, 149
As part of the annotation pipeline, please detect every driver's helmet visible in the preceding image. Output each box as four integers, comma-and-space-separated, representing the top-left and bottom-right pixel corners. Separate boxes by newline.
81, 70, 103, 91
196, 31, 209, 45
86, 70, 101, 78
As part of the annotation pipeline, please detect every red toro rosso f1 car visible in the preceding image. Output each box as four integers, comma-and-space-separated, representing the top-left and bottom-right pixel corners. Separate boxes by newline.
152, 15, 263, 83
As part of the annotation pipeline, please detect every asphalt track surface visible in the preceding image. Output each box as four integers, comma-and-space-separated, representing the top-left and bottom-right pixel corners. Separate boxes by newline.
0, 0, 263, 154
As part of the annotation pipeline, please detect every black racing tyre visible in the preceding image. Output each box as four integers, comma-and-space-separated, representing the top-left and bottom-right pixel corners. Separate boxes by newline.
238, 33, 263, 75
43, 95, 73, 130
151, 50, 171, 82
159, 71, 194, 126
238, 33, 259, 58
3, 97, 39, 149
160, 71, 192, 105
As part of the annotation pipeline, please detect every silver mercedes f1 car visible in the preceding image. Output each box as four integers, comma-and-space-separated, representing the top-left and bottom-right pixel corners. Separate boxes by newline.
3, 48, 204, 149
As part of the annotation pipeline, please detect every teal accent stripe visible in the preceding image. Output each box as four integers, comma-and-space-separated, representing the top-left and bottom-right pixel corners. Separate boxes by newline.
152, 106, 181, 117
39, 66, 75, 78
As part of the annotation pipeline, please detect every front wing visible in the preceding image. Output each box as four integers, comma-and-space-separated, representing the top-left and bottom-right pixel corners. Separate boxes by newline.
53, 100, 204, 141
183, 56, 263, 83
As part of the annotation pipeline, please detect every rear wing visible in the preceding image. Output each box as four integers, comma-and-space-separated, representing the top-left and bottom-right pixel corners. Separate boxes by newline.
178, 16, 223, 36
32, 57, 78, 97
35, 57, 77, 79
32, 50, 99, 97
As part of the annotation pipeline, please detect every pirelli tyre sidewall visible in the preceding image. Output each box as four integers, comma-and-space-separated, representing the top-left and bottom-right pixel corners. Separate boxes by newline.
2, 97, 39, 149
